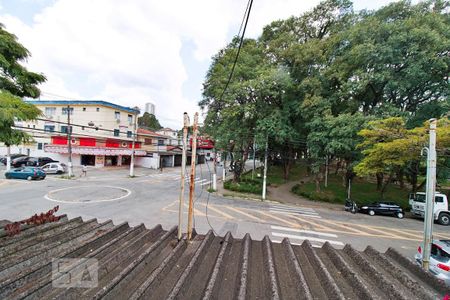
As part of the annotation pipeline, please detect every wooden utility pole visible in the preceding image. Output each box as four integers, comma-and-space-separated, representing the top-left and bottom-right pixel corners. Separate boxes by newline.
178, 113, 190, 240
187, 112, 199, 240
66, 105, 73, 177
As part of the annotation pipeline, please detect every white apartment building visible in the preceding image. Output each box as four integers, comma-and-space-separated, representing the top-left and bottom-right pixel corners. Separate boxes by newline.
2, 100, 145, 167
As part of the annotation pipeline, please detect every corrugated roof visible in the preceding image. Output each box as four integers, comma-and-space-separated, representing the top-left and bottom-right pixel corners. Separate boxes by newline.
0, 216, 448, 299
25, 100, 139, 114
137, 128, 165, 137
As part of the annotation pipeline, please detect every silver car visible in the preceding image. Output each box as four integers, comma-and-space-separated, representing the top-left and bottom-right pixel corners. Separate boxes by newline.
41, 162, 67, 174
415, 240, 450, 285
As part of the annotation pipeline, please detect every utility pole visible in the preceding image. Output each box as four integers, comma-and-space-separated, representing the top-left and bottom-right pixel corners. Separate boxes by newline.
325, 155, 329, 188
178, 113, 190, 241
262, 136, 268, 201
212, 148, 217, 191
422, 118, 437, 270
252, 138, 256, 179
129, 107, 139, 177
187, 112, 199, 240
222, 152, 227, 182
66, 105, 73, 177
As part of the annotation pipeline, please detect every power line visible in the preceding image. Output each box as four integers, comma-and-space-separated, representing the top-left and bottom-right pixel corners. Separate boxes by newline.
217, 0, 253, 103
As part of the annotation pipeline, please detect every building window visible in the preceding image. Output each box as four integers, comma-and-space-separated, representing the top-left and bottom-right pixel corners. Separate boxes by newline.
37, 143, 43, 150
158, 139, 165, 146
127, 131, 132, 138
144, 138, 152, 145
114, 129, 120, 137
62, 107, 74, 115
81, 126, 85, 130
115, 111, 120, 121
96, 107, 100, 112
128, 114, 132, 124
45, 107, 56, 116
33, 125, 35, 128
83, 107, 86, 111
44, 125, 55, 132
27, 124, 30, 128
61, 126, 72, 134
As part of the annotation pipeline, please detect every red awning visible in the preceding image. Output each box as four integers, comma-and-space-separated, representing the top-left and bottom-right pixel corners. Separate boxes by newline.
44, 145, 146, 156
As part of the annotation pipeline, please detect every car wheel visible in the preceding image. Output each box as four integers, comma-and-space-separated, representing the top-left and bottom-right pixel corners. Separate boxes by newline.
438, 213, 450, 226
396, 212, 404, 219
368, 210, 375, 216
27, 176, 32, 181
57, 170, 63, 174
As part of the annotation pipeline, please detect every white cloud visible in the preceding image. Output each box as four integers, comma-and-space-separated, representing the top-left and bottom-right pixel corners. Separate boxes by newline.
1, 0, 324, 128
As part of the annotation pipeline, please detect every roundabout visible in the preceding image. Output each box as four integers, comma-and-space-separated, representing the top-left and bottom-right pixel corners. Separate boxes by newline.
44, 185, 131, 203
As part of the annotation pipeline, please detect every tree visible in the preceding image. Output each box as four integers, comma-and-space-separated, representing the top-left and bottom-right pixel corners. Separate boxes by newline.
0, 91, 42, 160
138, 112, 162, 130
355, 117, 450, 197
0, 24, 46, 98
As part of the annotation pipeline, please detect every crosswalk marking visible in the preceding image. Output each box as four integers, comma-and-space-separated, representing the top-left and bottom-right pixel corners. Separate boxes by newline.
224, 206, 263, 222
271, 232, 344, 246
270, 225, 338, 238
269, 204, 315, 212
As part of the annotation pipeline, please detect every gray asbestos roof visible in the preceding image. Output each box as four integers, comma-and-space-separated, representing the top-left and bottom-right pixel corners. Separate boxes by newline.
0, 216, 449, 299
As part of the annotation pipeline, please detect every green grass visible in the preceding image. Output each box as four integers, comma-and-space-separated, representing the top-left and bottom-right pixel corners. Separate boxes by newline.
291, 174, 410, 208
223, 178, 262, 194
242, 163, 308, 186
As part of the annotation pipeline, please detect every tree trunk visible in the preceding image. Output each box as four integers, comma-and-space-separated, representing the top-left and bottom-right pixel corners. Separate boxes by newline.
380, 173, 393, 199
315, 176, 321, 193
397, 169, 405, 189
376, 173, 384, 191
335, 160, 341, 175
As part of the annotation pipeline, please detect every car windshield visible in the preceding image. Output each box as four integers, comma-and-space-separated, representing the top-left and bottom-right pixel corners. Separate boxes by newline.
415, 194, 426, 203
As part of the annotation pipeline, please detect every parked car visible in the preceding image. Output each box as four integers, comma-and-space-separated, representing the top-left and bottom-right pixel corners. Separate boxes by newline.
415, 240, 450, 285
0, 154, 26, 165
4, 167, 46, 180
359, 201, 404, 218
11, 156, 58, 168
11, 156, 31, 167
41, 162, 66, 174
28, 157, 59, 167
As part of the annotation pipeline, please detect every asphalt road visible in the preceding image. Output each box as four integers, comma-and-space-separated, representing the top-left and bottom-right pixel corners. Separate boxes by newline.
0, 163, 449, 259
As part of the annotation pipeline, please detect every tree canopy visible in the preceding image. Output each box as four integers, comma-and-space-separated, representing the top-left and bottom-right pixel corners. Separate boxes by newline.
200, 0, 450, 193
138, 112, 163, 131
0, 23, 46, 98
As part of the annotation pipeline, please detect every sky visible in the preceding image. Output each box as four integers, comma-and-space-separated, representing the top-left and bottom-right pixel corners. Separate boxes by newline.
0, 0, 396, 129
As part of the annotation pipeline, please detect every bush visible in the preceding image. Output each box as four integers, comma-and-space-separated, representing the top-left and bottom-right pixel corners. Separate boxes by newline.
224, 179, 262, 194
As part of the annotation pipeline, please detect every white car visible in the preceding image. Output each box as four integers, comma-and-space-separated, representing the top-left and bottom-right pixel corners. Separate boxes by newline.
41, 162, 67, 174
415, 240, 450, 286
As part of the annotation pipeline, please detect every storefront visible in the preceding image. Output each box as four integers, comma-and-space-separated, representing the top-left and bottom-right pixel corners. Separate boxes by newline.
44, 145, 146, 167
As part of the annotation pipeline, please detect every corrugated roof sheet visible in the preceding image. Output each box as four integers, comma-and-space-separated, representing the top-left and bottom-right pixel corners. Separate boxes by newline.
0, 216, 448, 299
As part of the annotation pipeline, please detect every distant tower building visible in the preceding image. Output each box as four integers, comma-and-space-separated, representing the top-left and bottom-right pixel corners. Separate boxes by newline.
145, 102, 156, 115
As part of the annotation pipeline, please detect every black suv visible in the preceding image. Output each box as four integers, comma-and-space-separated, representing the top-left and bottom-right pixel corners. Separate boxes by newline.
359, 202, 404, 219
11, 157, 58, 167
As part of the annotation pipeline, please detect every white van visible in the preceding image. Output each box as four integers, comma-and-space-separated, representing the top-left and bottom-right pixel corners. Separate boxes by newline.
410, 192, 450, 225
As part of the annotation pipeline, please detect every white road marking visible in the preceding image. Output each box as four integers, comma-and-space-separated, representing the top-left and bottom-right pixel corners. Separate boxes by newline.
271, 232, 344, 246
270, 225, 338, 238
269, 207, 318, 215
270, 204, 315, 212
200, 180, 212, 186
269, 209, 322, 219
